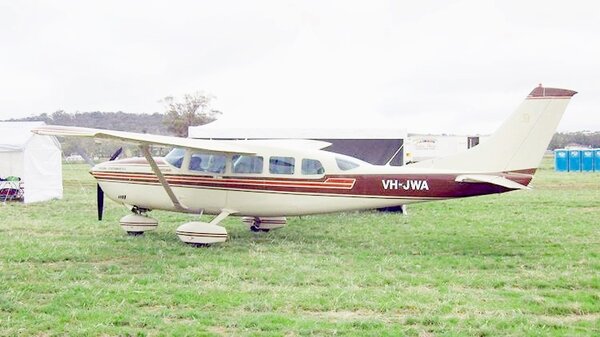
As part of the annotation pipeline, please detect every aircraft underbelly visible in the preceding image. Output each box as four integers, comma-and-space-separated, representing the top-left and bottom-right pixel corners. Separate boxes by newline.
223, 190, 414, 216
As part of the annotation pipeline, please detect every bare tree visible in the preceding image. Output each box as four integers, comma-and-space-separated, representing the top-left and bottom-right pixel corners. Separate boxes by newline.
161, 91, 221, 137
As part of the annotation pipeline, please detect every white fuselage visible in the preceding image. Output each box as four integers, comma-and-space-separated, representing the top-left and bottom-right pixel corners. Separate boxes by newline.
92, 145, 530, 217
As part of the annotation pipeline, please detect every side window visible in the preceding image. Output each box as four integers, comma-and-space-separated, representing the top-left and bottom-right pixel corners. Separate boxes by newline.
301, 159, 325, 175
270, 156, 295, 174
232, 155, 263, 174
189, 152, 226, 174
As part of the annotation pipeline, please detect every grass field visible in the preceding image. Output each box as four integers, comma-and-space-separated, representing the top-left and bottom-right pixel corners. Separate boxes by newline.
0, 159, 598, 336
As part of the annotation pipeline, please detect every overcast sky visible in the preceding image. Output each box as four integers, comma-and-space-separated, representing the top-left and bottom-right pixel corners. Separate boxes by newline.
1, 0, 598, 134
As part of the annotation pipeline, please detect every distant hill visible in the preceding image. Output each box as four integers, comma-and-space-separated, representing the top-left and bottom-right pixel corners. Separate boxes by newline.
5, 110, 171, 135
4, 111, 598, 158
4, 110, 172, 159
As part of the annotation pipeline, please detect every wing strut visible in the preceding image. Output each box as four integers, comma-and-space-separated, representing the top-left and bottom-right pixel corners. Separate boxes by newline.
140, 144, 190, 212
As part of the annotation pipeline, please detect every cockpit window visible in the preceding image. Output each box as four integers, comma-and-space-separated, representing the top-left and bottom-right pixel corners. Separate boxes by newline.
301, 159, 324, 175
232, 155, 263, 174
336, 157, 360, 171
165, 148, 185, 168
189, 152, 226, 174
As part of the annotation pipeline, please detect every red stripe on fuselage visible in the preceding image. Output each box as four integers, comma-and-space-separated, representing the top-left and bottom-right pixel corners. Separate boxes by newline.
92, 172, 356, 190
91, 169, 533, 199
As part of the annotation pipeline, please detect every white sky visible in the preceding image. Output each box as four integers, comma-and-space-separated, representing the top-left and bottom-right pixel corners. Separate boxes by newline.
1, 0, 599, 134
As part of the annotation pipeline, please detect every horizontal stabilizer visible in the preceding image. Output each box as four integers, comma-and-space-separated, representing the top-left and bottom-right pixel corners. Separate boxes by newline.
455, 174, 530, 190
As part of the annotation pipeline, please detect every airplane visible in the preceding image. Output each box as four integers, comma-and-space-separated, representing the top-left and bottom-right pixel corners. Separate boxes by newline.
32, 85, 577, 246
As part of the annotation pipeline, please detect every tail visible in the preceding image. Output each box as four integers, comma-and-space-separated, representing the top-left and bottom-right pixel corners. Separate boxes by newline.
408, 85, 577, 173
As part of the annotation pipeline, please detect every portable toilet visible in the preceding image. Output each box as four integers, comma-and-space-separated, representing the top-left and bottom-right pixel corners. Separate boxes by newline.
595, 149, 600, 172
581, 149, 594, 172
568, 149, 581, 172
554, 149, 568, 172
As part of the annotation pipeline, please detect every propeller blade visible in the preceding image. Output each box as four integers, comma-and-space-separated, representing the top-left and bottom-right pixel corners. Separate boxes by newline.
110, 147, 123, 161
97, 184, 104, 221
97, 147, 121, 221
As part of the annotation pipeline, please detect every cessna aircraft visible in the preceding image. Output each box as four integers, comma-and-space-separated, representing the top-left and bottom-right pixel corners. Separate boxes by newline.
33, 85, 576, 246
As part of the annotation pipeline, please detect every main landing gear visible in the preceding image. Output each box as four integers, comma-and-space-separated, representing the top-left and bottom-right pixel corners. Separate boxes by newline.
175, 210, 232, 247
118, 208, 288, 246
118, 207, 232, 246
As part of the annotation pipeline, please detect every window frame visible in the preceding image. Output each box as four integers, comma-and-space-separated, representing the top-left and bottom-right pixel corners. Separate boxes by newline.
301, 158, 325, 175
187, 152, 227, 174
231, 154, 264, 174
164, 148, 187, 169
269, 156, 296, 175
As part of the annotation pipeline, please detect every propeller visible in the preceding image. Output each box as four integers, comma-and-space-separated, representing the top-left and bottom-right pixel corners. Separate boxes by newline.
97, 147, 123, 221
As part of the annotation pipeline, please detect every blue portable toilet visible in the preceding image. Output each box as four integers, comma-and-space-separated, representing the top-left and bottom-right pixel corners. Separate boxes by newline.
581, 150, 594, 172
554, 149, 568, 172
568, 150, 581, 172
595, 149, 600, 172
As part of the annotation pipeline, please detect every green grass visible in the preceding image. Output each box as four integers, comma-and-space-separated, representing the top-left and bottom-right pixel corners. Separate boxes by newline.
0, 159, 598, 336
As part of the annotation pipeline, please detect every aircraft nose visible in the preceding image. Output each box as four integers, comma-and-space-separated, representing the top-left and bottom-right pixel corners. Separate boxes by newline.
90, 162, 105, 175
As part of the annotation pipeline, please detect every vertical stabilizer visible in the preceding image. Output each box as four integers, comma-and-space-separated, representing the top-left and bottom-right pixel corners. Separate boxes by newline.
409, 85, 577, 172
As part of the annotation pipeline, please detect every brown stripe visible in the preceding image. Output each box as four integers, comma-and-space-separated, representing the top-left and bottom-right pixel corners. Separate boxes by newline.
94, 169, 534, 200
96, 179, 446, 200
92, 173, 355, 189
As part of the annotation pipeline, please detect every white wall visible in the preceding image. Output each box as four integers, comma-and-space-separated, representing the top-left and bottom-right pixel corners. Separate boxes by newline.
23, 135, 63, 203
0, 151, 24, 178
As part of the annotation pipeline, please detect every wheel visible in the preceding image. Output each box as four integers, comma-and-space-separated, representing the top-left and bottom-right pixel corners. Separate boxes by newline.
250, 221, 271, 232
127, 231, 144, 236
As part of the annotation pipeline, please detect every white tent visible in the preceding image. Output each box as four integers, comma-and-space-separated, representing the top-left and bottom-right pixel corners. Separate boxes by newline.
0, 121, 63, 203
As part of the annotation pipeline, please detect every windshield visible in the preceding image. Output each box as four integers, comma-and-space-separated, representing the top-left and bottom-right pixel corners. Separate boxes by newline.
165, 148, 185, 168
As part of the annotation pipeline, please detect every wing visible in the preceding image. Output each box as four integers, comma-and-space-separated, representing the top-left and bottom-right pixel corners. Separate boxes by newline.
32, 125, 256, 214
31, 125, 255, 154
455, 174, 530, 190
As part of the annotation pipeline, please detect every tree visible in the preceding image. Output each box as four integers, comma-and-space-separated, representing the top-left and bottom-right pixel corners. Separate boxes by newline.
548, 131, 600, 150
161, 91, 221, 137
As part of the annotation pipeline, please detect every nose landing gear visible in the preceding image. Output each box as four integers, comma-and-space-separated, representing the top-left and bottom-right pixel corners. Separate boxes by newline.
119, 206, 157, 236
